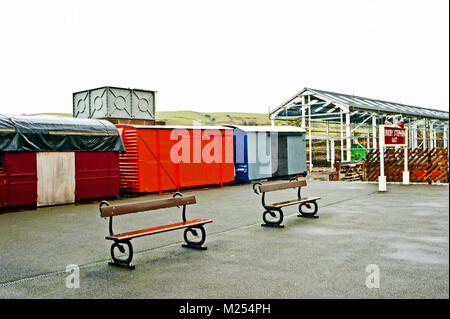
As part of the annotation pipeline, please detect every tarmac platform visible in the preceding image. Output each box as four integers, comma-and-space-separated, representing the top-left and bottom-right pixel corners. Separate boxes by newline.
0, 181, 448, 299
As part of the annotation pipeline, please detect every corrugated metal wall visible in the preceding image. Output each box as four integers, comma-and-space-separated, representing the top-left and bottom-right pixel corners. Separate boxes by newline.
117, 126, 235, 193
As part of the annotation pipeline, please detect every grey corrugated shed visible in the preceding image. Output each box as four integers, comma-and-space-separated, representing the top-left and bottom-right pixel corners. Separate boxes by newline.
271, 87, 449, 121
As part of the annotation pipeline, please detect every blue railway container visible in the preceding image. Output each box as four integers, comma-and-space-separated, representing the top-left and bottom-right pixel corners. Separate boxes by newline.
227, 125, 307, 183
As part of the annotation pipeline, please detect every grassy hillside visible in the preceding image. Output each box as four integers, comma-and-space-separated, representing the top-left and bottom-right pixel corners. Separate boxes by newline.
24, 112, 73, 117
25, 111, 276, 126
156, 111, 273, 126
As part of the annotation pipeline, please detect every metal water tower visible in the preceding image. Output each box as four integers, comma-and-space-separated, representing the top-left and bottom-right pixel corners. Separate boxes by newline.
73, 86, 156, 121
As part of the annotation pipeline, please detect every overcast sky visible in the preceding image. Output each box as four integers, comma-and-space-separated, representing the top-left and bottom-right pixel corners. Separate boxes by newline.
0, 0, 448, 115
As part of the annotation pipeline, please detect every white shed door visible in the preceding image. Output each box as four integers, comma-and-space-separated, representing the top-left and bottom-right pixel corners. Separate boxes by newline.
37, 152, 75, 207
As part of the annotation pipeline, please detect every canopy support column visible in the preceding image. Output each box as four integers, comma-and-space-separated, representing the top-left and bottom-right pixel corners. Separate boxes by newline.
372, 115, 377, 150
423, 121, 427, 149
308, 97, 313, 172
331, 139, 335, 169
429, 121, 434, 149
366, 127, 370, 150
444, 124, 448, 148
340, 110, 344, 162
346, 111, 351, 162
326, 122, 330, 162
413, 121, 418, 148
301, 96, 306, 128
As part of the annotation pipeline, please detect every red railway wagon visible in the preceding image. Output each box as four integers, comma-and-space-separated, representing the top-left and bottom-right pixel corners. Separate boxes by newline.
0, 114, 125, 208
116, 125, 235, 194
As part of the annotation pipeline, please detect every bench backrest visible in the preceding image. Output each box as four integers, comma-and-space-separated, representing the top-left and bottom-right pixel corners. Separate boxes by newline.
100, 195, 197, 218
258, 179, 307, 193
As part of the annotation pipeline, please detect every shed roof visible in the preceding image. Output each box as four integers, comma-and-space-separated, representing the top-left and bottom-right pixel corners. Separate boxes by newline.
270, 87, 449, 123
0, 114, 125, 152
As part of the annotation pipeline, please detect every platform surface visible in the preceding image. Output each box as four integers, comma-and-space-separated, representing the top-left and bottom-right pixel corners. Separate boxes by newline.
0, 181, 448, 298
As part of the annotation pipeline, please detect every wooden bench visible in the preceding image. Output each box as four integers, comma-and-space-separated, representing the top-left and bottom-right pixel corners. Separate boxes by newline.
99, 192, 212, 269
253, 178, 321, 227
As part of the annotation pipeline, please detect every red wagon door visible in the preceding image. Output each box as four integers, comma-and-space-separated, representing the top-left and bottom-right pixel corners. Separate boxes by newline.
0, 152, 37, 208
75, 152, 120, 201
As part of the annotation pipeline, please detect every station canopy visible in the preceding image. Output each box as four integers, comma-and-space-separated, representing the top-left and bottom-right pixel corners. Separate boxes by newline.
270, 87, 449, 125
0, 114, 125, 152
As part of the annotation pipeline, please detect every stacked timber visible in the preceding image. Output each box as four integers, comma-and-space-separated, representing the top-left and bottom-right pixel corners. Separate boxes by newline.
334, 161, 365, 181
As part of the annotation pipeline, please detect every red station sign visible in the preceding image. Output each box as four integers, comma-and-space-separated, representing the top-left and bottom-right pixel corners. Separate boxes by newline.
383, 126, 407, 146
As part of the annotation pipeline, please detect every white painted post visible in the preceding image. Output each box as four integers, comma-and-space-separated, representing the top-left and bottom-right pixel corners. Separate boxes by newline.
445, 124, 449, 162
429, 121, 434, 149
408, 122, 412, 148
301, 96, 306, 128
403, 128, 409, 185
402, 146, 409, 185
308, 100, 313, 171
379, 125, 386, 192
367, 127, 370, 150
444, 124, 448, 148
413, 122, 418, 148
326, 122, 330, 162
346, 111, 351, 162
331, 139, 335, 169
372, 115, 377, 150
433, 127, 437, 148
340, 110, 344, 162
423, 122, 427, 149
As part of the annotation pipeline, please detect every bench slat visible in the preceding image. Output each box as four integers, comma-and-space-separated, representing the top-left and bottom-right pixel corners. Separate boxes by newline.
105, 218, 213, 241
265, 196, 321, 209
258, 179, 307, 193
100, 195, 197, 218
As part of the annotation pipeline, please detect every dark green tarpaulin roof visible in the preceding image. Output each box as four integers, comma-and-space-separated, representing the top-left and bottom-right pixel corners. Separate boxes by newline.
0, 114, 125, 152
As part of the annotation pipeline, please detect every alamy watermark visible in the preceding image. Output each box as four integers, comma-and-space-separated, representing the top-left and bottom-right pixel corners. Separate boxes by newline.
365, 264, 380, 289
65, 264, 80, 288
168, 122, 279, 174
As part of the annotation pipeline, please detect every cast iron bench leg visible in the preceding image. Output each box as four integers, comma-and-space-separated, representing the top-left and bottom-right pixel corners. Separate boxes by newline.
182, 225, 207, 250
298, 200, 319, 219
261, 208, 285, 228
108, 240, 136, 270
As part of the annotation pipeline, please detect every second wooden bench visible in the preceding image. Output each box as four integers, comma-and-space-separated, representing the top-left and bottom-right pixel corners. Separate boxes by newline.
253, 178, 321, 227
